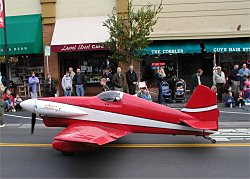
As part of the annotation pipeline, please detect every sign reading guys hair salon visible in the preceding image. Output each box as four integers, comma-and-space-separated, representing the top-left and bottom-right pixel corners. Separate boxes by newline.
213, 47, 250, 53
0, 0, 5, 28
51, 43, 108, 52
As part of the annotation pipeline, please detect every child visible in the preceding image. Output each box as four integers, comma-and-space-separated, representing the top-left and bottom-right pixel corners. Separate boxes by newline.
236, 92, 245, 109
176, 85, 184, 95
100, 78, 109, 92
211, 85, 217, 93
137, 87, 152, 101
14, 94, 22, 111
2, 89, 14, 112
225, 92, 235, 108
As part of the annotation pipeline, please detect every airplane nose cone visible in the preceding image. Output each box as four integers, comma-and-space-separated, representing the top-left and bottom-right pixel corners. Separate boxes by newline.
20, 99, 37, 113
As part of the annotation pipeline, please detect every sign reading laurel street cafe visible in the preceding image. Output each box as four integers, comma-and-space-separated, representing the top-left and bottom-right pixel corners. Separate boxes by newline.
51, 43, 108, 52
0, 0, 5, 28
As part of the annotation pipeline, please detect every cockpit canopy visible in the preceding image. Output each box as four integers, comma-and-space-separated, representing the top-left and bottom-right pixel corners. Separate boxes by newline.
97, 91, 124, 102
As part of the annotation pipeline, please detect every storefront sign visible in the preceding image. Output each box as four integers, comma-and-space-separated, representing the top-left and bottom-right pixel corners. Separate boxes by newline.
51, 43, 108, 52
151, 62, 166, 67
0, 46, 28, 52
150, 49, 184, 55
0, 0, 5, 28
213, 47, 250, 53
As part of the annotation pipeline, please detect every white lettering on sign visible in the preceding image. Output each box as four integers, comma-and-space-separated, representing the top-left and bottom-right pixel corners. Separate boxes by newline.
213, 48, 227, 52
243, 48, 250, 52
61, 45, 77, 51
151, 49, 184, 54
91, 44, 104, 49
163, 49, 184, 54
228, 48, 240, 52
151, 50, 161, 54
0, 46, 29, 53
78, 44, 91, 50
213, 47, 249, 52
57, 44, 107, 52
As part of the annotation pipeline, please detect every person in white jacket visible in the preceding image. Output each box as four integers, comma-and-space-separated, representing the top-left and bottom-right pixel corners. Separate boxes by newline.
213, 66, 226, 102
61, 71, 72, 96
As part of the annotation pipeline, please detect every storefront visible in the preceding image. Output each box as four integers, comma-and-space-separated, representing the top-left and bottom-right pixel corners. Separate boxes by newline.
0, 14, 43, 96
51, 16, 117, 95
142, 37, 250, 90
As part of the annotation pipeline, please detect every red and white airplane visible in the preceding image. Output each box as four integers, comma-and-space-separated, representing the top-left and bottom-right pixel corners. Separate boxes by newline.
21, 85, 219, 154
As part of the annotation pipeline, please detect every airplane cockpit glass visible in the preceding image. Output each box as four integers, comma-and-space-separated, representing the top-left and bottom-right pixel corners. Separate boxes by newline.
97, 91, 124, 102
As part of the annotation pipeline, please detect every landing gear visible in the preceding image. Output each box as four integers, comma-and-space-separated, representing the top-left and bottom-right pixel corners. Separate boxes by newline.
203, 135, 217, 143
202, 130, 216, 143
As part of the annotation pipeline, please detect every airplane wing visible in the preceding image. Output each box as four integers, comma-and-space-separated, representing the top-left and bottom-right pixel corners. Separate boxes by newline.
54, 124, 131, 145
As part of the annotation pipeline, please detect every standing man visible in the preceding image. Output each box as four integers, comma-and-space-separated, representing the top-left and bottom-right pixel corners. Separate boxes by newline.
28, 71, 39, 99
0, 84, 5, 127
126, 65, 138, 95
213, 66, 226, 102
230, 64, 240, 98
44, 73, 56, 97
238, 63, 250, 90
191, 69, 203, 90
112, 67, 125, 92
73, 68, 85, 96
61, 71, 72, 96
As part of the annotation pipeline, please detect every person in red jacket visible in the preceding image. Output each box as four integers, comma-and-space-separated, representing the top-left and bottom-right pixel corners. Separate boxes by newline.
3, 89, 14, 112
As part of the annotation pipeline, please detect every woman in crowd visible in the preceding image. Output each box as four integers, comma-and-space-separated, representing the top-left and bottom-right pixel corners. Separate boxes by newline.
44, 73, 56, 97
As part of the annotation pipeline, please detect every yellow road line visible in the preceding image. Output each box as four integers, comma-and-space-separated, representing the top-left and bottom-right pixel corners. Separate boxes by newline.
104, 143, 250, 148
0, 143, 52, 147
0, 143, 250, 148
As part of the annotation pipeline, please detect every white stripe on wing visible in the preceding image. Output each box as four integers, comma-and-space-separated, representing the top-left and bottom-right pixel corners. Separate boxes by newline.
181, 105, 218, 113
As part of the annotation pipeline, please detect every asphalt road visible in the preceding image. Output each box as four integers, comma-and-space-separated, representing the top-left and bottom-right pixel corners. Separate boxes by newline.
0, 109, 250, 178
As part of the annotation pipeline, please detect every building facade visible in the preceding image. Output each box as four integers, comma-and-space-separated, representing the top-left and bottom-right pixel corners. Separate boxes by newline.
134, 0, 250, 89
0, 0, 44, 97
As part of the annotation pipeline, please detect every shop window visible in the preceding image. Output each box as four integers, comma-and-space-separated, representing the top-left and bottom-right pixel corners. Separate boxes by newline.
141, 54, 177, 86
59, 51, 117, 86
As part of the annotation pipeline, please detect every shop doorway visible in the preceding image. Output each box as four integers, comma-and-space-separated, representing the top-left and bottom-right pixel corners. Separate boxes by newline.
179, 53, 213, 90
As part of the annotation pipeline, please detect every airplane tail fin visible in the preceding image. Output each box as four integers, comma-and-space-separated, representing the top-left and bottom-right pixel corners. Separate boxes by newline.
180, 85, 219, 131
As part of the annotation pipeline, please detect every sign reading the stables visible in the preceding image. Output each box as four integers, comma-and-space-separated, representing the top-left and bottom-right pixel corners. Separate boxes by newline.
51, 43, 108, 52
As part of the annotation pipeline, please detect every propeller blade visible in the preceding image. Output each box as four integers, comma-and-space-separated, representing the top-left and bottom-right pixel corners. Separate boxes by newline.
31, 113, 36, 134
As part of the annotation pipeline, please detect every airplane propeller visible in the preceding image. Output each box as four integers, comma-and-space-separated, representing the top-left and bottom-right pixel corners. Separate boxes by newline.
31, 113, 36, 134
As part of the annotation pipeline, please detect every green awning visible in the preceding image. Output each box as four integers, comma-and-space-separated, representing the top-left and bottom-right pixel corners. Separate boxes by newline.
144, 38, 250, 55
204, 38, 250, 53
144, 40, 200, 55
0, 14, 42, 55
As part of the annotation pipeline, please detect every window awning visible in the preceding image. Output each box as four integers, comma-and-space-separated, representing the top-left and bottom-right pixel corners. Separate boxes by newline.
51, 16, 110, 53
204, 38, 250, 53
144, 40, 201, 55
0, 14, 43, 55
